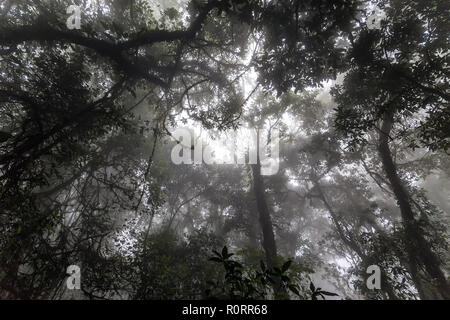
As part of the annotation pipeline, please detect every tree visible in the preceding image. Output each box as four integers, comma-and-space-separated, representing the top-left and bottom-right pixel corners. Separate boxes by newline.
333, 0, 450, 299
1, 0, 448, 301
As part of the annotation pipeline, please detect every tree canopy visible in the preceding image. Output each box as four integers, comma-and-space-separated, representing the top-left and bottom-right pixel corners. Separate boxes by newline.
0, 0, 448, 300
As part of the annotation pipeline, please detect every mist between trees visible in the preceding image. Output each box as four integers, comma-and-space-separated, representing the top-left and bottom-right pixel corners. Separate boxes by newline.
0, 0, 448, 300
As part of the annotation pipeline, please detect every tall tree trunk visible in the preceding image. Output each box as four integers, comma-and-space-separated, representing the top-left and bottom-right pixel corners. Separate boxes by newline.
378, 111, 450, 300
251, 161, 278, 270
246, 206, 261, 250
251, 129, 285, 297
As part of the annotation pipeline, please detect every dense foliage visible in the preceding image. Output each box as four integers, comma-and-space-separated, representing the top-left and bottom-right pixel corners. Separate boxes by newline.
0, 0, 448, 299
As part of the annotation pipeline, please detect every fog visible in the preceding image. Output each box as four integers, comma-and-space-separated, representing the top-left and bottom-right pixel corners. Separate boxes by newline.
0, 0, 449, 300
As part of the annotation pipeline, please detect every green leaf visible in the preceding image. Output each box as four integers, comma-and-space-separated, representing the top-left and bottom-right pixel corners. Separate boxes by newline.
309, 281, 315, 292
209, 257, 223, 263
288, 284, 300, 296
222, 246, 228, 258
320, 290, 339, 296
282, 260, 292, 273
